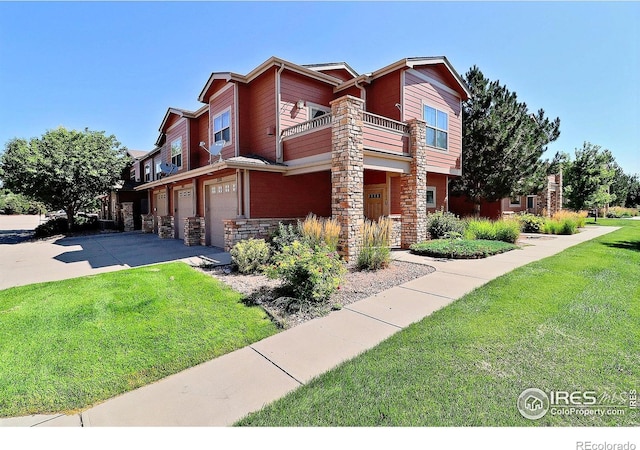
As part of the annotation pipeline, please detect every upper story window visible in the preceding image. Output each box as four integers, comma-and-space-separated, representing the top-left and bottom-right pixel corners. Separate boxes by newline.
171, 138, 182, 168
155, 160, 162, 180
213, 110, 230, 143
144, 164, 151, 182
130, 168, 136, 181
424, 104, 448, 150
308, 104, 330, 120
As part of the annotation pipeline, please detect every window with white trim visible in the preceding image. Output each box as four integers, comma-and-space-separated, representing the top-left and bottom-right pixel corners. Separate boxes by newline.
213, 110, 230, 143
309, 105, 330, 120
130, 168, 136, 181
509, 196, 521, 207
424, 104, 448, 150
527, 196, 535, 209
426, 186, 436, 207
171, 138, 182, 168
155, 160, 162, 180
144, 164, 151, 182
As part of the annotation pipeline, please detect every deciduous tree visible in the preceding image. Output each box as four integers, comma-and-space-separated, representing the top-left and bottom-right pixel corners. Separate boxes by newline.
0, 127, 128, 229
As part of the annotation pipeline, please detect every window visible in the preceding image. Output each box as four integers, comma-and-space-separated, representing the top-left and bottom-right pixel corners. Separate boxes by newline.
171, 138, 182, 168
309, 105, 330, 120
426, 186, 436, 207
144, 164, 151, 182
424, 104, 448, 150
510, 196, 521, 207
130, 168, 136, 181
527, 196, 535, 209
155, 160, 162, 180
213, 111, 230, 143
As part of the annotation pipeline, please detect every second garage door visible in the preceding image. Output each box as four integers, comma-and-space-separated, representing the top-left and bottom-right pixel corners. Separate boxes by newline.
207, 178, 237, 248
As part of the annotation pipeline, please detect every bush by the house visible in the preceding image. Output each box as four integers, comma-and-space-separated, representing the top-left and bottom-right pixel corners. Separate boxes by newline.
266, 240, 346, 302
606, 206, 639, 218
230, 238, 271, 274
464, 218, 520, 244
298, 213, 341, 251
33, 214, 99, 238
357, 217, 392, 271
269, 222, 301, 254
425, 210, 466, 239
410, 239, 517, 259
516, 213, 546, 233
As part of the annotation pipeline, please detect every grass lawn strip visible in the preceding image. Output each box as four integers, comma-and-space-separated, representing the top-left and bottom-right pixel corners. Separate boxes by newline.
410, 239, 518, 259
237, 219, 640, 426
0, 262, 278, 417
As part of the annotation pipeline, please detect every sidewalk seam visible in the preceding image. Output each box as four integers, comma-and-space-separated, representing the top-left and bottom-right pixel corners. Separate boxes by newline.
396, 285, 459, 300
342, 307, 403, 329
248, 347, 305, 387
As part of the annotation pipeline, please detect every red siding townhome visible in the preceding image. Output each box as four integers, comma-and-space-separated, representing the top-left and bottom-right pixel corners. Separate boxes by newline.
134, 56, 470, 259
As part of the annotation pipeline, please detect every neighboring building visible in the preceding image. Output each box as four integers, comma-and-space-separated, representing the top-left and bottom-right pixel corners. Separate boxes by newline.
135, 56, 470, 259
99, 149, 150, 230
449, 173, 563, 219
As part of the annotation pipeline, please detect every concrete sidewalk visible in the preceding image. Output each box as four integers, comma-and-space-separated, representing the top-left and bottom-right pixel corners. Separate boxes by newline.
0, 225, 619, 427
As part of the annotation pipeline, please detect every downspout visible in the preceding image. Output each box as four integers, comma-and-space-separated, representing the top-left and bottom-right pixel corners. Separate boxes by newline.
275, 63, 285, 163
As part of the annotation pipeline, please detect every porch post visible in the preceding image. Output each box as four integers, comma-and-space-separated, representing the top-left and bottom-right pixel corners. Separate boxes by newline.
330, 95, 364, 261
401, 119, 427, 248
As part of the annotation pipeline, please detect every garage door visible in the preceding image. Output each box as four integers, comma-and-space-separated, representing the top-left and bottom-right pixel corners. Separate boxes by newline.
175, 189, 193, 240
207, 179, 237, 248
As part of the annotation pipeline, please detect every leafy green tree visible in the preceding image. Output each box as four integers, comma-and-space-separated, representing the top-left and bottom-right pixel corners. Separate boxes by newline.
608, 162, 633, 207
563, 142, 616, 212
626, 174, 640, 207
450, 66, 561, 214
0, 127, 128, 229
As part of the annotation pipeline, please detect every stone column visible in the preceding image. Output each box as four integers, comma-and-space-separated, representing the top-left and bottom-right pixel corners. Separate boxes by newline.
158, 216, 174, 239
121, 202, 134, 232
199, 217, 207, 246
401, 119, 428, 248
141, 214, 154, 233
330, 95, 364, 261
184, 217, 202, 246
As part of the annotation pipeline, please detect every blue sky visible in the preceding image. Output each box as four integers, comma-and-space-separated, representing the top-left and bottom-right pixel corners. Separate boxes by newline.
1, 1, 638, 175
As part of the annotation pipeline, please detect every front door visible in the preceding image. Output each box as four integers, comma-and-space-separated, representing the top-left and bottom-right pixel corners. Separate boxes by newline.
175, 189, 193, 240
364, 185, 385, 221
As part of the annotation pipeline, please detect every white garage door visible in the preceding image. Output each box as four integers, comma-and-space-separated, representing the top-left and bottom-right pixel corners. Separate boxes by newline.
207, 179, 237, 248
175, 189, 193, 240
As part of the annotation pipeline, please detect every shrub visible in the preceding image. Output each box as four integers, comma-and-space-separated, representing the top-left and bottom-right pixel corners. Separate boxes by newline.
266, 241, 346, 302
465, 218, 520, 244
410, 239, 517, 259
552, 210, 587, 228
425, 210, 466, 239
269, 222, 301, 254
230, 238, 271, 274
516, 213, 546, 233
606, 206, 639, 218
357, 217, 392, 271
298, 213, 341, 251
34, 217, 68, 237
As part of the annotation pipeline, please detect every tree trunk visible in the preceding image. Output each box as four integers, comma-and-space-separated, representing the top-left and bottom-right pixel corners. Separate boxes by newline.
473, 202, 481, 218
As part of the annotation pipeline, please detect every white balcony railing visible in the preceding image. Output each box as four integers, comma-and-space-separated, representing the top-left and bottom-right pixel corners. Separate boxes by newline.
281, 113, 332, 138
362, 111, 409, 134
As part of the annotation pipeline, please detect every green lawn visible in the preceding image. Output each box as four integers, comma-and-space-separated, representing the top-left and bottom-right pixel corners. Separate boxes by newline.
237, 219, 640, 426
410, 239, 518, 259
0, 262, 278, 417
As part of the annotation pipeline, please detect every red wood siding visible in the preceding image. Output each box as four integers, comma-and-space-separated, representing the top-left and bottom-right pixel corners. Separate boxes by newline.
366, 71, 401, 120
196, 113, 210, 167
404, 70, 462, 173
501, 196, 527, 213
166, 120, 188, 174
317, 68, 354, 82
209, 84, 236, 160
449, 194, 502, 220
283, 127, 331, 161
250, 171, 331, 218
364, 169, 386, 185
239, 69, 277, 160
426, 172, 448, 213
363, 125, 406, 154
338, 86, 363, 99
165, 114, 180, 130
390, 176, 401, 215
280, 70, 333, 130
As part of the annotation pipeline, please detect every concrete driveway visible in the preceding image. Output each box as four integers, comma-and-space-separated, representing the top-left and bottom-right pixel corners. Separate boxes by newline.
0, 215, 230, 290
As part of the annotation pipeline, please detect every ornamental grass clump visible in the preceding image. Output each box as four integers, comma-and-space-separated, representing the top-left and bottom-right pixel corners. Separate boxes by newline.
357, 217, 392, 271
299, 213, 341, 251
464, 218, 520, 244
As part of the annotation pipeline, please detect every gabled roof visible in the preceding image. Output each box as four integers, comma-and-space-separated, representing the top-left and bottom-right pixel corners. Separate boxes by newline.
197, 56, 345, 103
335, 56, 471, 100
158, 105, 208, 133
126, 149, 149, 160
302, 62, 359, 79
